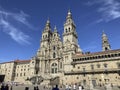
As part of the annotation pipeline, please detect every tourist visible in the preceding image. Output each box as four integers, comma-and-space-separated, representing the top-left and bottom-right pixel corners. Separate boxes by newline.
25, 87, 29, 90
68, 85, 71, 90
1, 84, 4, 90
52, 85, 59, 90
78, 85, 82, 90
4, 84, 9, 90
36, 86, 39, 90
34, 86, 36, 90
10, 85, 12, 90
65, 84, 69, 90
73, 84, 76, 90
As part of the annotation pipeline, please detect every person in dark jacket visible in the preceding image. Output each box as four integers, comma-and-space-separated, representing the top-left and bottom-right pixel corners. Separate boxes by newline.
52, 85, 59, 90
5, 84, 9, 90
1, 84, 4, 90
25, 87, 29, 90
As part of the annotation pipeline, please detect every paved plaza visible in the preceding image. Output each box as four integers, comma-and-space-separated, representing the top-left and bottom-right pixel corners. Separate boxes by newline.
6, 85, 120, 90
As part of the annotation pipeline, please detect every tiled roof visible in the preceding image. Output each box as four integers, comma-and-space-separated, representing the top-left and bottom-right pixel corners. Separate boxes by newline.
14, 59, 31, 63
0, 59, 31, 64
73, 49, 120, 58
0, 61, 14, 64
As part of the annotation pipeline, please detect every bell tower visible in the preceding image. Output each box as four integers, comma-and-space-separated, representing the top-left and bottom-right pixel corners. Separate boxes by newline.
40, 19, 52, 48
63, 10, 82, 52
102, 31, 111, 51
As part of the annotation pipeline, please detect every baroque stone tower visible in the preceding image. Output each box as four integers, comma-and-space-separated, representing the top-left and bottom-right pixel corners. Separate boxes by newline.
63, 10, 79, 52
63, 10, 82, 72
29, 10, 82, 85
102, 31, 111, 51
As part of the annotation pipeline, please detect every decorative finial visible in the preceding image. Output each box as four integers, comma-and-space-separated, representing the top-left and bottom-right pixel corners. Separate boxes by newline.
68, 9, 71, 15
46, 17, 50, 24
102, 30, 106, 37
67, 9, 72, 19
54, 25, 57, 32
102, 30, 105, 34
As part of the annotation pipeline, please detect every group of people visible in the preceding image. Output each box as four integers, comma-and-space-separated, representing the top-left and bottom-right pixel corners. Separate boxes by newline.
25, 86, 39, 90
52, 85, 59, 90
0, 84, 12, 90
65, 84, 84, 90
34, 86, 39, 90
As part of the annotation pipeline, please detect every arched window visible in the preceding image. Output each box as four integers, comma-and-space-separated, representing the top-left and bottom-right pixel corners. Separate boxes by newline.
53, 52, 56, 58
66, 29, 67, 33
68, 27, 70, 32
53, 46, 56, 50
60, 62, 62, 69
51, 63, 57, 74
54, 34, 56, 37
46, 35, 47, 38
105, 47, 108, 50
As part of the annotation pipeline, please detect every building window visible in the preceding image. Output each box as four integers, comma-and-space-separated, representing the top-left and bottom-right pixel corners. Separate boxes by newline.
78, 66, 80, 69
20, 73, 22, 76
66, 29, 67, 33
68, 27, 70, 32
51, 63, 57, 74
104, 63, 108, 68
105, 47, 108, 50
53, 52, 56, 58
83, 68, 86, 72
83, 68, 86, 77
91, 64, 94, 70
117, 62, 120, 68
16, 73, 18, 77
24, 73, 26, 76
51, 68, 54, 73
97, 64, 100, 68
60, 62, 62, 69
53, 46, 56, 50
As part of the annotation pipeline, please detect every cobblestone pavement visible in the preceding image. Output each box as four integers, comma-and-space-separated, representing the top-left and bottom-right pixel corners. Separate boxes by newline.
8, 85, 120, 90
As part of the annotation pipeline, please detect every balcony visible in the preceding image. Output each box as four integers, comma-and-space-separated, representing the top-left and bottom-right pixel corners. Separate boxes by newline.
64, 68, 120, 75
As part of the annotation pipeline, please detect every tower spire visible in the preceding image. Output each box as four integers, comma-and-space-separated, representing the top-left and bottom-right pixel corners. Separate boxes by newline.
54, 25, 57, 32
102, 31, 111, 51
67, 9, 72, 19
64, 10, 75, 27
44, 18, 51, 31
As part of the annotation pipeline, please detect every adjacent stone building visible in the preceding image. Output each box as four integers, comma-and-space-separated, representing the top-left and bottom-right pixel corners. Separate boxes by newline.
0, 10, 120, 86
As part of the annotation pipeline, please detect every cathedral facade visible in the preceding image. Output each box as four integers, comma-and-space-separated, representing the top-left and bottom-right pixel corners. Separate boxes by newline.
0, 11, 120, 87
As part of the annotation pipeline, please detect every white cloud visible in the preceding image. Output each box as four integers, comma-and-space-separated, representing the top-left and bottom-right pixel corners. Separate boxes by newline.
0, 19, 30, 45
98, 0, 120, 22
86, 0, 120, 22
0, 7, 33, 45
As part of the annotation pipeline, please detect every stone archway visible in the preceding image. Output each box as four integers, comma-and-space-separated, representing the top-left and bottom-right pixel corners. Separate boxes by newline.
50, 76, 60, 85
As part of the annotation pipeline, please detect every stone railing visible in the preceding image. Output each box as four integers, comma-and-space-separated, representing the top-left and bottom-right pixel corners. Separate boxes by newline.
64, 68, 120, 75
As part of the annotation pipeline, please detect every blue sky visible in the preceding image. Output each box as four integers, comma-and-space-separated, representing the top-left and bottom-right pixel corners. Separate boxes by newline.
0, 0, 120, 62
